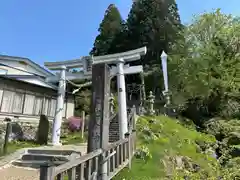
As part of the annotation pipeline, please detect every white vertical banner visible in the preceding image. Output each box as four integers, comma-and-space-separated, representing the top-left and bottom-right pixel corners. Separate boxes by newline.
161, 51, 169, 92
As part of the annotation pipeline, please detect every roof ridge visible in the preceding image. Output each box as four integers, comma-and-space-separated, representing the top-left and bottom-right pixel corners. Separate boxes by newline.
0, 54, 53, 76
0, 54, 29, 60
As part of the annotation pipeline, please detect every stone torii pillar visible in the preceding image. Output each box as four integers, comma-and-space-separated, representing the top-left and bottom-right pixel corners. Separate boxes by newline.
110, 64, 144, 138
51, 66, 66, 145
92, 47, 147, 139
44, 47, 147, 145
45, 59, 92, 146
117, 58, 130, 139
45, 64, 143, 145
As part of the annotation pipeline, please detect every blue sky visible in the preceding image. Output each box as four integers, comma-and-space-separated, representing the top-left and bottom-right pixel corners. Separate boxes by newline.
0, 0, 239, 66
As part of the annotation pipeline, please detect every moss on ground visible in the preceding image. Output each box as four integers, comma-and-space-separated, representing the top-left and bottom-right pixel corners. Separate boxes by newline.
0, 141, 40, 157
0, 132, 85, 157
114, 115, 223, 180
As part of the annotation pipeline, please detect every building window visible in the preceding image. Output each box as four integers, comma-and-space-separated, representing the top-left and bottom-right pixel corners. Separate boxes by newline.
33, 96, 43, 115
0, 88, 63, 118
1, 90, 14, 112
43, 98, 51, 116
0, 90, 25, 113
12, 92, 24, 113
23, 94, 35, 114
49, 99, 57, 117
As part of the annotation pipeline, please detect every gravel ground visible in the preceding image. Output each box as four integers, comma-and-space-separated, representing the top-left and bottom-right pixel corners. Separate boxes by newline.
0, 166, 39, 180
0, 144, 88, 180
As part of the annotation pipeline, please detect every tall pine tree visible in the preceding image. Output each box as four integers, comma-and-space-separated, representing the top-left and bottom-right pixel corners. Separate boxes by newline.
126, 0, 182, 65
117, 0, 183, 95
90, 4, 125, 56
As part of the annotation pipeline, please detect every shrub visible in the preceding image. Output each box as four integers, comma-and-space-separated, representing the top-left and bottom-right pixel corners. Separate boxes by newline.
135, 145, 152, 162
67, 116, 83, 132
36, 115, 49, 145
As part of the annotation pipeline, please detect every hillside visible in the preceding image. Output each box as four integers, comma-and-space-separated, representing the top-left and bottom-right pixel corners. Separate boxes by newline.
114, 116, 231, 179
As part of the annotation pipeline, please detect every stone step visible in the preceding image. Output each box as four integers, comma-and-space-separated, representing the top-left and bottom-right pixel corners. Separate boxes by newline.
12, 159, 66, 169
110, 127, 119, 129
21, 153, 73, 161
27, 149, 81, 156
109, 134, 119, 136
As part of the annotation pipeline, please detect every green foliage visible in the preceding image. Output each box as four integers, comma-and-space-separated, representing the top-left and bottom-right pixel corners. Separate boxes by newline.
0, 141, 40, 157
61, 132, 86, 145
114, 116, 222, 179
0, 132, 84, 157
168, 9, 240, 119
204, 118, 240, 141
75, 89, 91, 115
135, 145, 152, 162
90, 0, 183, 98
113, 94, 118, 112
90, 4, 125, 56
126, 0, 182, 65
221, 157, 240, 179
90, 5, 240, 178
204, 118, 240, 169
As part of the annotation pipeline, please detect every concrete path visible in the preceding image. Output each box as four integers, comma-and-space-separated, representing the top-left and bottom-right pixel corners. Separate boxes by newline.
1, 166, 39, 180
0, 143, 88, 180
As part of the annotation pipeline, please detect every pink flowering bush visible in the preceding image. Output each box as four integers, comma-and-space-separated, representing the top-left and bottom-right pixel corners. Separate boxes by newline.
67, 116, 83, 132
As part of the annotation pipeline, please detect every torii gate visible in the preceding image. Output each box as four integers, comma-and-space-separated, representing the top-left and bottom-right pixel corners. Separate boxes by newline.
44, 47, 147, 146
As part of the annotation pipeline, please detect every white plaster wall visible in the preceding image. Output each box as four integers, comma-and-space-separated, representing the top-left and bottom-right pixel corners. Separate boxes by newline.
0, 60, 46, 77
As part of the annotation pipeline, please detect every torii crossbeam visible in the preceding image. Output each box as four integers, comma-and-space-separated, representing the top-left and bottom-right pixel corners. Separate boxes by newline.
45, 47, 147, 145
46, 65, 143, 82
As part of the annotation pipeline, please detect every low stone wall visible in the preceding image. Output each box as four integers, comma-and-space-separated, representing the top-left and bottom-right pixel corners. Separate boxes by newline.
0, 120, 70, 142
0, 121, 40, 142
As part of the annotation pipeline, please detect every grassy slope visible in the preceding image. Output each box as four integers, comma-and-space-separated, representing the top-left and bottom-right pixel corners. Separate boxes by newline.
114, 116, 220, 180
